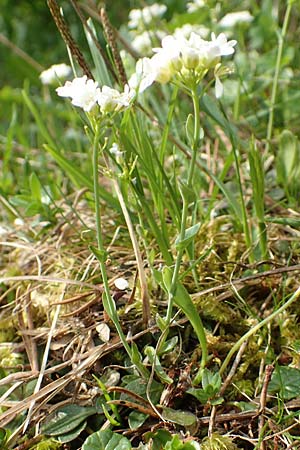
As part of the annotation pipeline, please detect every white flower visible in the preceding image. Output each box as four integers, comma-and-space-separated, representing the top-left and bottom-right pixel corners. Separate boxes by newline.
97, 84, 135, 113
114, 277, 129, 290
129, 58, 154, 93
187, 0, 205, 13
128, 3, 167, 29
110, 142, 124, 161
197, 33, 237, 68
56, 76, 100, 112
210, 33, 237, 57
174, 23, 209, 40
131, 30, 166, 55
40, 63, 71, 85
214, 63, 233, 98
215, 74, 223, 98
220, 11, 253, 28
128, 30, 236, 95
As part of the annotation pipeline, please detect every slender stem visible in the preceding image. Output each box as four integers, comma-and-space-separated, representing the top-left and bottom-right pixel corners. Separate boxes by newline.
161, 86, 207, 370
232, 145, 253, 263
219, 286, 300, 376
165, 85, 200, 324
112, 177, 151, 326
92, 124, 147, 377
266, 1, 293, 153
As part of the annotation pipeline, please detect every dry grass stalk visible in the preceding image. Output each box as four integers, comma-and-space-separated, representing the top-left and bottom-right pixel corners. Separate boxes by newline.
100, 7, 128, 86
16, 288, 39, 374
47, 0, 94, 79
112, 177, 151, 327
69, 0, 118, 83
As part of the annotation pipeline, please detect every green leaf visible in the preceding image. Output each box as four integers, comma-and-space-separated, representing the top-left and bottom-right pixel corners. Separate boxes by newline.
158, 270, 207, 364
173, 283, 207, 359
144, 346, 173, 384
175, 223, 200, 251
144, 429, 172, 450
268, 366, 300, 400
162, 266, 173, 292
248, 140, 265, 221
89, 245, 108, 264
265, 217, 300, 228
82, 429, 131, 450
85, 19, 112, 87
57, 420, 87, 443
131, 342, 150, 378
277, 130, 299, 182
128, 410, 148, 430
42, 405, 96, 436
186, 387, 210, 404
202, 369, 221, 392
22, 90, 58, 150
178, 181, 196, 204
43, 144, 93, 191
29, 172, 42, 202
122, 377, 163, 405
0, 427, 10, 445
159, 336, 178, 355
161, 407, 197, 427
210, 397, 224, 406
43, 144, 121, 211
185, 113, 194, 147
164, 434, 201, 450
200, 94, 238, 144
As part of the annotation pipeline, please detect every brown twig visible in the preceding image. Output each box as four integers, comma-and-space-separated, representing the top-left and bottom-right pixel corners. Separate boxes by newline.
208, 340, 248, 436
258, 364, 274, 450
0, 33, 44, 72
107, 386, 150, 406
220, 340, 249, 397
16, 288, 39, 374
192, 264, 300, 300
108, 399, 158, 418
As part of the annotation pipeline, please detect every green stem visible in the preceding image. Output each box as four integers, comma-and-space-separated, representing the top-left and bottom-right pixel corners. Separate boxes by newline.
266, 1, 293, 153
232, 145, 253, 263
92, 124, 146, 378
258, 220, 268, 261
219, 285, 300, 377
162, 86, 207, 369
165, 86, 200, 323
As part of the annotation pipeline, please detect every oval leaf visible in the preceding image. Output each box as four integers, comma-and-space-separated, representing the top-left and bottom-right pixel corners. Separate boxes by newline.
42, 405, 96, 436
82, 429, 131, 450
161, 407, 197, 427
175, 223, 200, 251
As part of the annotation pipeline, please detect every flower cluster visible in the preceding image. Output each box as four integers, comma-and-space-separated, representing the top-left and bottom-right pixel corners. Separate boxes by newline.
128, 3, 167, 30
131, 30, 166, 56
129, 32, 236, 97
56, 76, 135, 113
40, 63, 71, 85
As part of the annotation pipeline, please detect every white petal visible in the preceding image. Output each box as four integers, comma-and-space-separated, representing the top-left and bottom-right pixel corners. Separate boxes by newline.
215, 76, 223, 98
114, 277, 129, 290
96, 323, 110, 342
